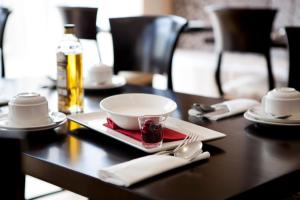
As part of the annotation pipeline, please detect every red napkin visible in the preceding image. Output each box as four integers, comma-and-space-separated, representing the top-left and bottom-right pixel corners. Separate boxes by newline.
104, 118, 186, 142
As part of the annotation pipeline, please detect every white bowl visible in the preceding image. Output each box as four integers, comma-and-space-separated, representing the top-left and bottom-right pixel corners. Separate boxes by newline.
99, 93, 177, 130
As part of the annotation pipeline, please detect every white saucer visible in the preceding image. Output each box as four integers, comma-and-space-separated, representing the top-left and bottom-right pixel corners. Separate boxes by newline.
244, 106, 300, 126
0, 112, 67, 131
84, 75, 126, 90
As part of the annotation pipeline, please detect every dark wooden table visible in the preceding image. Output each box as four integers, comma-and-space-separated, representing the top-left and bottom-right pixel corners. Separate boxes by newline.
2, 78, 300, 199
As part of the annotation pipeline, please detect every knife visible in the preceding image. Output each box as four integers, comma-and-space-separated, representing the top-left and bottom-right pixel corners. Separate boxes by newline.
188, 104, 230, 119
202, 105, 230, 119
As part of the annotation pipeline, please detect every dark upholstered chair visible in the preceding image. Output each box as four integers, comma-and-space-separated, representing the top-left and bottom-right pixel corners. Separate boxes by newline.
58, 6, 101, 60
284, 27, 300, 91
0, 132, 25, 200
109, 16, 187, 90
0, 7, 11, 77
206, 6, 277, 96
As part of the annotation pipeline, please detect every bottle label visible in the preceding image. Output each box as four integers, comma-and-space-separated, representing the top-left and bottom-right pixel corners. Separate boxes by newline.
57, 52, 67, 91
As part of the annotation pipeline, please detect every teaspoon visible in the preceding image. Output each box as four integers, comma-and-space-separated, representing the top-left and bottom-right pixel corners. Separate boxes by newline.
174, 141, 203, 161
270, 113, 292, 119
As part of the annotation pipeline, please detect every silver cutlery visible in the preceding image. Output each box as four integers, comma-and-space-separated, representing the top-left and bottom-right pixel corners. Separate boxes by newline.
269, 113, 292, 119
192, 103, 215, 113
156, 132, 203, 160
173, 140, 203, 161
189, 104, 229, 119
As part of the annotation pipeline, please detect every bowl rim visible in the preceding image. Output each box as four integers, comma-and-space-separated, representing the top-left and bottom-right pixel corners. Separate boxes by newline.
99, 93, 177, 117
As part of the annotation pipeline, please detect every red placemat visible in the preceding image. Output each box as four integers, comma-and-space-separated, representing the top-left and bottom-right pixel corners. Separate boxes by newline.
104, 118, 186, 142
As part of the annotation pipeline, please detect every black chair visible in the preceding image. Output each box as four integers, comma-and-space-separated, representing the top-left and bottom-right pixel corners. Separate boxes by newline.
0, 7, 11, 77
58, 6, 101, 60
109, 16, 187, 90
206, 6, 277, 96
284, 27, 300, 91
0, 132, 25, 200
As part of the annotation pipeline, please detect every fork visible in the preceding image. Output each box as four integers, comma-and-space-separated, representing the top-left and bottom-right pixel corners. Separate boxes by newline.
156, 132, 201, 155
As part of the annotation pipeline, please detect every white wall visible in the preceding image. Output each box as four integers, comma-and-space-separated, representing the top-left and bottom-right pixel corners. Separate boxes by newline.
1, 0, 144, 78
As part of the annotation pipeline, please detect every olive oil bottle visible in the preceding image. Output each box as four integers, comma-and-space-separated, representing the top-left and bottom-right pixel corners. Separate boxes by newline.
57, 24, 84, 114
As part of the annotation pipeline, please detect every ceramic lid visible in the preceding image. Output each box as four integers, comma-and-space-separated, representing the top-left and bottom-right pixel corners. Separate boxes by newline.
266, 87, 300, 100
89, 64, 112, 73
9, 92, 47, 106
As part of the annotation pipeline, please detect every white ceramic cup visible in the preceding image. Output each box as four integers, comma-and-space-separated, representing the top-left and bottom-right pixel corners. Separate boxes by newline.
8, 92, 49, 126
87, 64, 113, 84
262, 87, 300, 117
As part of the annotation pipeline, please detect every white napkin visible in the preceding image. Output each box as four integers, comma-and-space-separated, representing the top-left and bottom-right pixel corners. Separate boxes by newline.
98, 151, 210, 187
207, 98, 259, 120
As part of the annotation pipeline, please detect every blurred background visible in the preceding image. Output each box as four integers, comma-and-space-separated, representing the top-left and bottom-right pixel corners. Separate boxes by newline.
0, 0, 297, 98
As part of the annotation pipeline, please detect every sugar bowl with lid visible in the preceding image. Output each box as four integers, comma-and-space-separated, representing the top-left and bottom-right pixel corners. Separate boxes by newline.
8, 92, 50, 126
262, 87, 300, 118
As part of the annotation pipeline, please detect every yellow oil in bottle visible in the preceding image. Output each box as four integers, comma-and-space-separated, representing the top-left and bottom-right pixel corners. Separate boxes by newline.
57, 24, 84, 114
57, 54, 83, 113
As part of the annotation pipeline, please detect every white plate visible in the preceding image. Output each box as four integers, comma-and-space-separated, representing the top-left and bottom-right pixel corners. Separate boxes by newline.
0, 112, 67, 131
244, 111, 300, 126
68, 112, 226, 153
246, 106, 300, 124
84, 75, 126, 90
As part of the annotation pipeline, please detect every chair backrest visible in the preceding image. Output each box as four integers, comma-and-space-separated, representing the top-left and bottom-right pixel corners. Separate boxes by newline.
0, 7, 11, 77
285, 27, 300, 91
0, 133, 24, 200
206, 6, 277, 53
58, 6, 98, 40
109, 15, 187, 90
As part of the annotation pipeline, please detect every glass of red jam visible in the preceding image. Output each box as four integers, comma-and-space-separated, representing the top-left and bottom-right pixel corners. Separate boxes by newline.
138, 115, 166, 148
